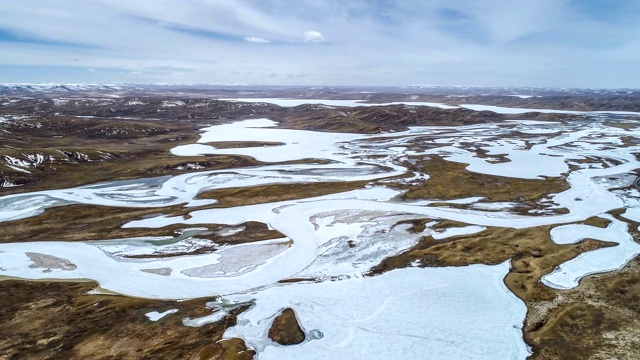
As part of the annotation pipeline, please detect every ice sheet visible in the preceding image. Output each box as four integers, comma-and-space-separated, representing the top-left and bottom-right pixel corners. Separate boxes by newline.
459, 104, 640, 116
223, 262, 529, 360
541, 215, 640, 289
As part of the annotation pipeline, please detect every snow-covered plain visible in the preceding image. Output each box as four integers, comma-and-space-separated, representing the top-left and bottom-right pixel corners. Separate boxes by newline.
1, 103, 640, 359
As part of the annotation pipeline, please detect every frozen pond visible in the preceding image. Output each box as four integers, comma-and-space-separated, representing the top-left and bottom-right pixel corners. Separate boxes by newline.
1, 106, 640, 359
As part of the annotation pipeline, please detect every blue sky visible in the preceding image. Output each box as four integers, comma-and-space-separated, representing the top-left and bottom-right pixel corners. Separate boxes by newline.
0, 0, 638, 87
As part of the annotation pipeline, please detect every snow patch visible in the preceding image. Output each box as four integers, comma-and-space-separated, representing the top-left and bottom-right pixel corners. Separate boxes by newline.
146, 309, 179, 321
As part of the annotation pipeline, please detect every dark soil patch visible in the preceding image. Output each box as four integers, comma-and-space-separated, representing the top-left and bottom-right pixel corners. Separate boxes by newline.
268, 308, 305, 345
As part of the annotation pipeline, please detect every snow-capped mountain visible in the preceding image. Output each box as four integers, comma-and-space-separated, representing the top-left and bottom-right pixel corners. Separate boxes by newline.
0, 83, 140, 94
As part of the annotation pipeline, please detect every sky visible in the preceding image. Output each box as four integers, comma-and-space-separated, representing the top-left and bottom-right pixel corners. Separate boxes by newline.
0, 0, 639, 88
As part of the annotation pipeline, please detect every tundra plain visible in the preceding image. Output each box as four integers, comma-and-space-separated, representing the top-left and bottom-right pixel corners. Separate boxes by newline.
1, 86, 639, 360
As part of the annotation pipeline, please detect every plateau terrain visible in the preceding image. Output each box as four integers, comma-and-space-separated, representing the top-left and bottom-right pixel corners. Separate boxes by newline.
1, 85, 639, 360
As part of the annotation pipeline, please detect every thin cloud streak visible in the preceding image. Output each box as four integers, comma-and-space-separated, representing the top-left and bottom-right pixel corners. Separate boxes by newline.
244, 37, 270, 43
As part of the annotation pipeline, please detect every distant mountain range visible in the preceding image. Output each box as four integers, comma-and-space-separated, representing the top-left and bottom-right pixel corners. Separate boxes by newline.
0, 83, 143, 94
1, 83, 639, 97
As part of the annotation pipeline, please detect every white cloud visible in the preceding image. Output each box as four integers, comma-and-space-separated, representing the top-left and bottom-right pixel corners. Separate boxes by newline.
0, 0, 639, 87
87, 68, 96, 72
303, 30, 324, 43
244, 36, 270, 43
